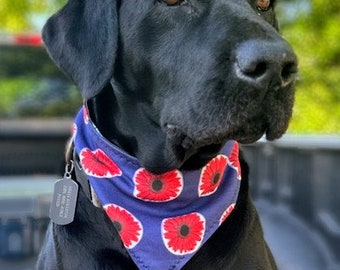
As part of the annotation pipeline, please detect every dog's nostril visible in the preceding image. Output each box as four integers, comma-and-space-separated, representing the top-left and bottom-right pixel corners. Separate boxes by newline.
236, 40, 297, 89
243, 61, 267, 79
281, 61, 298, 85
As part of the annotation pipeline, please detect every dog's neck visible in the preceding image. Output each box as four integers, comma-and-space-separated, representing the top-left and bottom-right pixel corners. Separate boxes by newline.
73, 106, 242, 270
87, 84, 226, 174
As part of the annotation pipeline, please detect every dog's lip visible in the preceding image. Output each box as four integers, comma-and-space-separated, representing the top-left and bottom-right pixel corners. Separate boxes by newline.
165, 124, 228, 149
234, 125, 285, 144
164, 123, 228, 166
235, 134, 263, 144
264, 126, 285, 141
165, 120, 284, 150
165, 122, 268, 145
162, 122, 285, 172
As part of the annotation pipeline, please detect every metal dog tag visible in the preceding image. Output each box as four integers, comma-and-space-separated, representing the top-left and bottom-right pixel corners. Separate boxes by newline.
50, 163, 79, 225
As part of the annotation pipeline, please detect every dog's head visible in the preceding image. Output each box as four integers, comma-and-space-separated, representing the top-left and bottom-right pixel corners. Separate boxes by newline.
43, 0, 297, 173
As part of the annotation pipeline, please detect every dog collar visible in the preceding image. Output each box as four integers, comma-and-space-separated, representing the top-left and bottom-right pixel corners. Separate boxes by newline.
73, 107, 241, 270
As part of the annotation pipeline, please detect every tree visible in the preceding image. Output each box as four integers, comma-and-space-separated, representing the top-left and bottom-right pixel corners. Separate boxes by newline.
1, 0, 339, 133
279, 0, 340, 133
0, 0, 65, 32
0, 0, 79, 118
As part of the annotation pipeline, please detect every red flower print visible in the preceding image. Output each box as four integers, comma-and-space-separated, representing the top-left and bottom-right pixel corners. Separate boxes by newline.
219, 203, 235, 225
79, 148, 122, 178
198, 155, 228, 197
229, 142, 241, 180
133, 168, 183, 202
104, 204, 143, 249
83, 107, 89, 124
162, 212, 206, 255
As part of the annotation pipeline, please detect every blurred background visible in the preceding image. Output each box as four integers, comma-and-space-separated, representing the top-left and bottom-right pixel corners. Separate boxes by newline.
0, 0, 339, 269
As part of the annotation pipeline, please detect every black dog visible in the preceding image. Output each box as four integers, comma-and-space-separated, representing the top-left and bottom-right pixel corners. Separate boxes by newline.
37, 0, 297, 269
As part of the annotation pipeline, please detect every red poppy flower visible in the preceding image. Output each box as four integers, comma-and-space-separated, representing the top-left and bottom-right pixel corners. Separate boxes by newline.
219, 203, 236, 225
162, 212, 206, 255
79, 148, 122, 178
229, 142, 241, 180
133, 168, 183, 202
198, 155, 228, 197
104, 204, 143, 249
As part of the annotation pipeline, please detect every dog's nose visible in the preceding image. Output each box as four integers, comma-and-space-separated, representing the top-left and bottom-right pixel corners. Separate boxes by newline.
235, 40, 297, 90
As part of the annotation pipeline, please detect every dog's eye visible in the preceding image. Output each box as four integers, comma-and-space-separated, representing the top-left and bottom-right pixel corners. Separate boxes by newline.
162, 0, 185, 6
256, 0, 271, 11
254, 0, 278, 30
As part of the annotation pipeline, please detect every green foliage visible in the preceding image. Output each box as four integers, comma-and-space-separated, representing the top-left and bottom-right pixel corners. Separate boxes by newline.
0, 0, 65, 32
0, 1, 81, 119
0, 1, 339, 133
0, 78, 36, 116
0, 46, 66, 78
0, 45, 81, 118
280, 0, 340, 133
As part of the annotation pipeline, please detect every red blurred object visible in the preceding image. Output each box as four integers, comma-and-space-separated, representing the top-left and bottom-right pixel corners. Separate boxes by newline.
14, 34, 42, 46
0, 33, 43, 46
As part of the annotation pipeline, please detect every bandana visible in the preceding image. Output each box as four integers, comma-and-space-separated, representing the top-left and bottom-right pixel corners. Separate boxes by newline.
73, 107, 241, 270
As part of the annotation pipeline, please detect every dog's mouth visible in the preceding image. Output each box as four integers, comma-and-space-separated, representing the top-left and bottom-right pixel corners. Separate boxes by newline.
164, 123, 265, 170
164, 117, 285, 170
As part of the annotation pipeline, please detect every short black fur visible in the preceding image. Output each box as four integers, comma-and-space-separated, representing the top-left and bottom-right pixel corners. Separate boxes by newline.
38, 0, 297, 269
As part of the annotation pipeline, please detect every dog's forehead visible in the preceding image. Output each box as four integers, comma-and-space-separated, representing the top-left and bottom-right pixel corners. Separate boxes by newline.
120, 0, 277, 11
120, 0, 278, 30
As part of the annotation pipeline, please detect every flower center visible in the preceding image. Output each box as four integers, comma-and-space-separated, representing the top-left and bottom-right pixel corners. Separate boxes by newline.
152, 179, 164, 192
113, 221, 122, 232
179, 224, 190, 237
212, 173, 221, 185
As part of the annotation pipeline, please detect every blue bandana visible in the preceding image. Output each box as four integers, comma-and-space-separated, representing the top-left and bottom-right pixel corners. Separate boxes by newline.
73, 107, 241, 270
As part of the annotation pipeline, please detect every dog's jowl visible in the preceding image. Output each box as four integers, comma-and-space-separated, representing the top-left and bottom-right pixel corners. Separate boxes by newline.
37, 0, 297, 269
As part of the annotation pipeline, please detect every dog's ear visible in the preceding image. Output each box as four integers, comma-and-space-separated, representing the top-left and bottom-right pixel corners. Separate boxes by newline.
42, 0, 118, 99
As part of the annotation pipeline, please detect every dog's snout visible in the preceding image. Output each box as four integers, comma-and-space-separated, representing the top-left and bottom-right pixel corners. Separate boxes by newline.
235, 40, 298, 90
